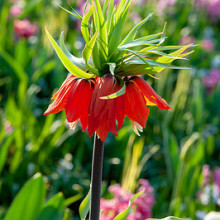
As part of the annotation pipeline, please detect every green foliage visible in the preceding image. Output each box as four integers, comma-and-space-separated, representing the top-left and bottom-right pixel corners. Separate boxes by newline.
79, 190, 91, 220
114, 190, 144, 220
3, 174, 66, 220
0, 0, 220, 219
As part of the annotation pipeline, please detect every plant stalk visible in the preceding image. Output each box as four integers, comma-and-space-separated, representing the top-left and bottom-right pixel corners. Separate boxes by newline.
89, 133, 104, 220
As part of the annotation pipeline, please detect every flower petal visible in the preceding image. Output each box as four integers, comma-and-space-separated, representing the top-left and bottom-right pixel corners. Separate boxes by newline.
124, 82, 149, 128
131, 76, 171, 110
44, 76, 76, 115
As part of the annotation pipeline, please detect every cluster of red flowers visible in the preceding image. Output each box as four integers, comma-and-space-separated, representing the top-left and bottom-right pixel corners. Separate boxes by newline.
44, 74, 170, 141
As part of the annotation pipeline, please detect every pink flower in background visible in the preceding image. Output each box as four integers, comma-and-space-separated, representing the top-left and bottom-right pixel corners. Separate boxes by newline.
213, 167, 220, 192
202, 39, 214, 52
202, 69, 220, 93
202, 165, 211, 186
100, 179, 155, 220
10, 5, 23, 17
14, 19, 37, 39
195, 0, 220, 22
207, 0, 220, 22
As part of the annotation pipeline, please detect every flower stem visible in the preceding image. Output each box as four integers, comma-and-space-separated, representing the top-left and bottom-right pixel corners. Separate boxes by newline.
89, 133, 104, 220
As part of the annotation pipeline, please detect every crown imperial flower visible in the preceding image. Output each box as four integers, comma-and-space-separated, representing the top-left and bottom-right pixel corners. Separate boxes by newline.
44, 0, 192, 141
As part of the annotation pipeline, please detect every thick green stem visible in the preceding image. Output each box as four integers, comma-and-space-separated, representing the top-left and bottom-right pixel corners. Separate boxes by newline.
89, 133, 104, 220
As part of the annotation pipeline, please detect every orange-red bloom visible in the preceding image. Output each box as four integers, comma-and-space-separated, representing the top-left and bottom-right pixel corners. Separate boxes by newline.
44, 74, 170, 142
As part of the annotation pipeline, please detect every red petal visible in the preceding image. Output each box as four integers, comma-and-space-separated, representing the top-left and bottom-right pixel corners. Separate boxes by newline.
88, 74, 118, 140
52, 74, 76, 100
131, 76, 171, 110
65, 79, 93, 131
43, 76, 76, 115
124, 82, 149, 128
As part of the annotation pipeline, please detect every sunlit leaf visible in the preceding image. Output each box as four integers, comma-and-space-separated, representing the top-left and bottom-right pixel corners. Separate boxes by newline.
113, 190, 144, 220
108, 0, 130, 55
53, 2, 82, 21
79, 190, 91, 220
34, 193, 65, 220
81, 5, 94, 43
147, 217, 184, 220
4, 173, 46, 220
59, 32, 86, 70
94, 0, 108, 62
120, 13, 153, 46
83, 31, 98, 63
45, 27, 93, 78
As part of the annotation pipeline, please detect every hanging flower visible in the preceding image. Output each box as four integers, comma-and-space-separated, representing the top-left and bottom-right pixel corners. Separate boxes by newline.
44, 74, 170, 141
44, 0, 192, 141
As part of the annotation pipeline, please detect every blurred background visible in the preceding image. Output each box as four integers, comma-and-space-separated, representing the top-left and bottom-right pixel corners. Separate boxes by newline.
0, 0, 220, 219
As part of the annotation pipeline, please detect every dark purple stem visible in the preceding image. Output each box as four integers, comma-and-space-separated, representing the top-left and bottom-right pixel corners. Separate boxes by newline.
89, 133, 104, 220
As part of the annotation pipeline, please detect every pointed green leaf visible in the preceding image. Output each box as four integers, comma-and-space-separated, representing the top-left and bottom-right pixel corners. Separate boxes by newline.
83, 31, 98, 63
107, 0, 115, 35
79, 190, 91, 220
147, 217, 184, 220
94, 0, 108, 62
115, 0, 129, 22
155, 44, 193, 72
103, 0, 109, 18
59, 32, 86, 70
119, 38, 166, 49
4, 173, 46, 220
113, 190, 144, 220
108, 1, 130, 55
158, 23, 167, 45
34, 193, 65, 220
121, 48, 191, 71
45, 27, 93, 78
81, 5, 94, 43
120, 13, 153, 46
100, 77, 125, 99
54, 3, 82, 21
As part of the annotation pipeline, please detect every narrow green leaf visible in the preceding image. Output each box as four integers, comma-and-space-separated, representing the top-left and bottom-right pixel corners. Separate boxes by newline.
103, 0, 109, 18
34, 193, 65, 220
108, 63, 116, 75
158, 23, 167, 45
45, 27, 93, 79
83, 0, 90, 16
144, 50, 186, 60
119, 38, 166, 49
59, 32, 86, 70
79, 190, 91, 220
108, 1, 130, 55
83, 31, 98, 63
95, 0, 108, 62
54, 3, 82, 21
120, 13, 153, 46
115, 0, 129, 21
147, 217, 184, 220
81, 5, 94, 43
4, 173, 46, 220
100, 77, 125, 99
0, 132, 14, 174
113, 190, 144, 220
155, 44, 193, 72
121, 48, 191, 70
107, 0, 115, 34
